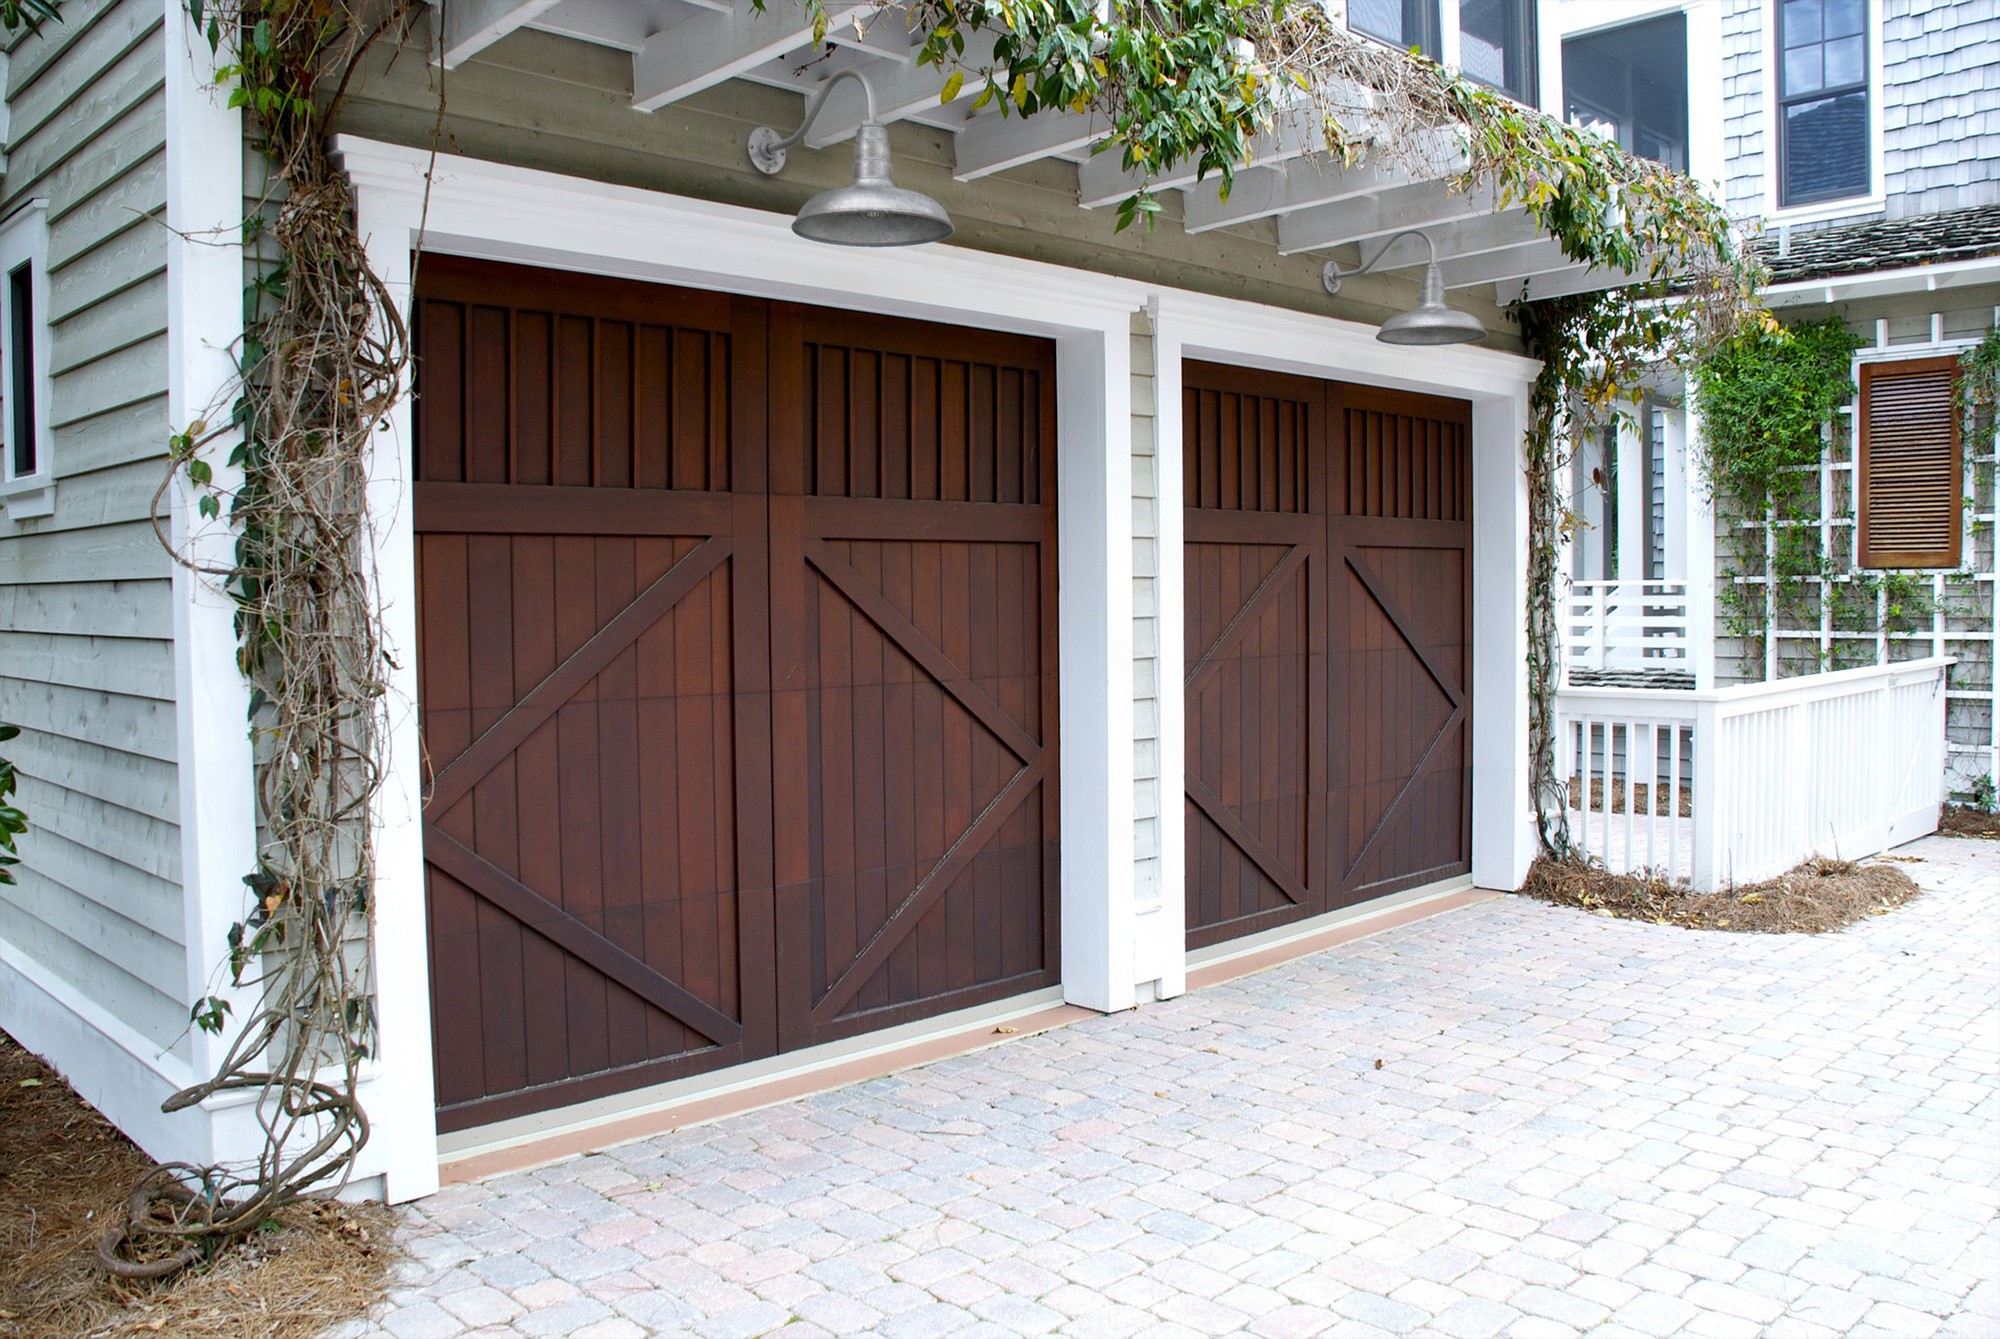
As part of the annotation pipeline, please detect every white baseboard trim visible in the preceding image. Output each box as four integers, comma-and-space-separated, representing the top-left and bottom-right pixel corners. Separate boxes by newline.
0, 941, 207, 1165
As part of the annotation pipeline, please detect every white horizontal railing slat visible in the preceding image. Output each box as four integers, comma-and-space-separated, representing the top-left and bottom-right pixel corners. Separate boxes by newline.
1563, 579, 1692, 678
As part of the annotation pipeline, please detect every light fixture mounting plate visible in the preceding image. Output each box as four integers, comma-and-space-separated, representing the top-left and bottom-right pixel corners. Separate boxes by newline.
748, 126, 788, 175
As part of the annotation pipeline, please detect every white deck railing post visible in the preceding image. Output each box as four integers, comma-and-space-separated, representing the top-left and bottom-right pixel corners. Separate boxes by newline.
1689, 696, 1721, 891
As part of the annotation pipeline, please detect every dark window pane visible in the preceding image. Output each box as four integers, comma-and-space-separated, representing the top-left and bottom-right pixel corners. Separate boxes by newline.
1562, 11, 1688, 170
9, 262, 34, 478
1783, 0, 1822, 47
1825, 0, 1863, 38
1824, 34, 1863, 87
1350, 0, 1441, 58
1785, 44, 1822, 94
1460, 0, 1536, 102
1783, 91, 1869, 204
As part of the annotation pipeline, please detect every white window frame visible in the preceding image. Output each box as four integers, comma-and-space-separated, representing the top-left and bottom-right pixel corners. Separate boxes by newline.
1761, 0, 1886, 225
0, 199, 54, 520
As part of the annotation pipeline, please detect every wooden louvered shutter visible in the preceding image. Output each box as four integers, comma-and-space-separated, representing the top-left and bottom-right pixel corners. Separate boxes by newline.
1858, 356, 1962, 569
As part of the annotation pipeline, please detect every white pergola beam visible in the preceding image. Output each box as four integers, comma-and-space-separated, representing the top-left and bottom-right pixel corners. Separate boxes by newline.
1078, 117, 1327, 210
633, 1, 872, 111
1499, 258, 1662, 302
1437, 237, 1576, 289
1186, 154, 1409, 234
828, 9, 924, 63
1349, 208, 1550, 269
803, 31, 999, 147
952, 110, 1103, 181
1276, 178, 1499, 254
431, 0, 566, 68
528, 0, 655, 52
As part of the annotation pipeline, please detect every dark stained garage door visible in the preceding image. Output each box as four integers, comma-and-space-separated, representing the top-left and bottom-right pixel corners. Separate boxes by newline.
414, 258, 1059, 1129
1183, 361, 1471, 949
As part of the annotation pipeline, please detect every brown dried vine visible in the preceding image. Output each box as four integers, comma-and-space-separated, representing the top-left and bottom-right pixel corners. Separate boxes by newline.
115, 0, 423, 1277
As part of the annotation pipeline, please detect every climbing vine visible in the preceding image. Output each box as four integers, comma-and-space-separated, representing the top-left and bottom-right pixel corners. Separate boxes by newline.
1691, 316, 1865, 668
111, 0, 422, 1278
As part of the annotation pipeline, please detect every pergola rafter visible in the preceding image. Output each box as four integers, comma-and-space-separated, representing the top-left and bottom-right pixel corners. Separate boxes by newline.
425, 0, 1649, 297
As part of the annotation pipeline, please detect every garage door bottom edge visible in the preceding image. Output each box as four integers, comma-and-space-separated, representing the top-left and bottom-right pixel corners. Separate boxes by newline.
437, 985, 1077, 1183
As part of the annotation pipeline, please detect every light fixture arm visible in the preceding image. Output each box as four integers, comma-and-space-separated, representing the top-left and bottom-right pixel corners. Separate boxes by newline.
1320, 228, 1441, 296
749, 69, 881, 175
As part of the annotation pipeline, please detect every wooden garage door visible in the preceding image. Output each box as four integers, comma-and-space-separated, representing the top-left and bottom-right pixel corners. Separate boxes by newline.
1184, 361, 1470, 949
414, 259, 1058, 1129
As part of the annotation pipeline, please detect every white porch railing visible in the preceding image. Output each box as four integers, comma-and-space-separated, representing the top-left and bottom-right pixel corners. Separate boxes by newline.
1556, 657, 1949, 889
1564, 579, 1692, 678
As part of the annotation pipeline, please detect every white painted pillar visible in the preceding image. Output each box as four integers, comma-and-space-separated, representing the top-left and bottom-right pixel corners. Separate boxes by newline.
1681, 395, 1718, 690
1470, 391, 1536, 891
1146, 300, 1188, 1001
1057, 319, 1140, 1014
1662, 405, 1692, 582
164, 0, 256, 1170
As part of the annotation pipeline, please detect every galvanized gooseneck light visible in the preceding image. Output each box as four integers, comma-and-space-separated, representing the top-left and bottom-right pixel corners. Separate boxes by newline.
1320, 228, 1487, 345
748, 69, 954, 247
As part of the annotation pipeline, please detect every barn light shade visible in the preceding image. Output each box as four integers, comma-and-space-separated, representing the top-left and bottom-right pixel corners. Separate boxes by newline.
1321, 229, 1486, 346
748, 71, 953, 248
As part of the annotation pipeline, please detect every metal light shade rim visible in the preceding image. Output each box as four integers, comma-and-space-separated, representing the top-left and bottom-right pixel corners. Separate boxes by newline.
792, 183, 955, 247
1374, 263, 1486, 345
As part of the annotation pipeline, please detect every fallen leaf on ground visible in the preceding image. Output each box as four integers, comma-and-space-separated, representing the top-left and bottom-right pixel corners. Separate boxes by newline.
991, 1026, 1018, 1035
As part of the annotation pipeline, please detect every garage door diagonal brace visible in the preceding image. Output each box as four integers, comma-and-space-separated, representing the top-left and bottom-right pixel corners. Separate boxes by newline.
810, 761, 1040, 1023
1338, 551, 1467, 882
1183, 543, 1309, 697
804, 537, 1043, 765
1343, 551, 1466, 710
425, 829, 745, 1047
424, 537, 733, 822
1184, 772, 1310, 907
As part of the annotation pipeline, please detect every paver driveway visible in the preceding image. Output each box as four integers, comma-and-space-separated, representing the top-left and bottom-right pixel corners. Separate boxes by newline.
362, 838, 2000, 1337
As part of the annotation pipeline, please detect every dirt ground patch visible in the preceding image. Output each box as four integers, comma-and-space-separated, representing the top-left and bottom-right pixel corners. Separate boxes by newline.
1939, 805, 2000, 839
0, 1032, 396, 1339
1521, 854, 1921, 933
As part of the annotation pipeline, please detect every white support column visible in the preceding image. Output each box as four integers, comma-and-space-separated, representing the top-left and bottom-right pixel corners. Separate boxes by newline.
165, 0, 257, 1169
1662, 405, 1692, 582
1470, 392, 1536, 892
349, 181, 442, 1204
1146, 299, 1189, 1001
1058, 319, 1141, 1014
1681, 395, 1717, 690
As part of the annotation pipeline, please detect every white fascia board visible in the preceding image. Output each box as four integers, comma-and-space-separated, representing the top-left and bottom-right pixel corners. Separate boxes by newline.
1760, 255, 2000, 308
1152, 289, 1538, 402
332, 136, 1150, 332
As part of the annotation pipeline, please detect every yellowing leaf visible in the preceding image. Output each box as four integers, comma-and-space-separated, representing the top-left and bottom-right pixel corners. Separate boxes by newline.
940, 70, 965, 104
1012, 72, 1028, 105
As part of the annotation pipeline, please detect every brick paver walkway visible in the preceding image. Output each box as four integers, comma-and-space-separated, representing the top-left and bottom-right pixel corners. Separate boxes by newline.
359, 837, 2000, 1337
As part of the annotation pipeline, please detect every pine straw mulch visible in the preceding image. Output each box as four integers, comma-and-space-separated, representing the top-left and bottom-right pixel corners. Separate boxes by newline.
1939, 805, 2000, 839
1521, 853, 1921, 934
0, 1032, 397, 1339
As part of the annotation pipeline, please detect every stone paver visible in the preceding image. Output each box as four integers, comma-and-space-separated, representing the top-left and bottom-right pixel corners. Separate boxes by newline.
362, 836, 2000, 1336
